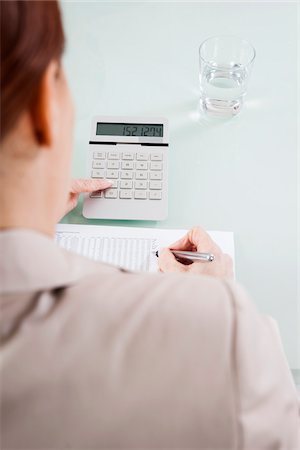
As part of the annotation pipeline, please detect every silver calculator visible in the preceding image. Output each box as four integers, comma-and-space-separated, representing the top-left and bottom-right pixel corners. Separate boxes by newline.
83, 116, 168, 220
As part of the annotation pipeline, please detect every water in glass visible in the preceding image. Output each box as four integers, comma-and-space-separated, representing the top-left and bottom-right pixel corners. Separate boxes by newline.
200, 63, 248, 117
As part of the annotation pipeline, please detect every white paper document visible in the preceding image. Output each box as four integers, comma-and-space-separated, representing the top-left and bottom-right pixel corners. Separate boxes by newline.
55, 224, 235, 273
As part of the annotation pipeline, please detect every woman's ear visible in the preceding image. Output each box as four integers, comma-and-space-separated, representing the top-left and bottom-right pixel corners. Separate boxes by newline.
30, 61, 60, 147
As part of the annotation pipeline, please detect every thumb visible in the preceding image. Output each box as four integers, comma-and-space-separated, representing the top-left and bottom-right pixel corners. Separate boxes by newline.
158, 248, 187, 273
70, 178, 112, 194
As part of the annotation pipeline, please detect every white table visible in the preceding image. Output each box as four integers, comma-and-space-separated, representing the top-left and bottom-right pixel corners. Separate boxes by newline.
61, 1, 299, 378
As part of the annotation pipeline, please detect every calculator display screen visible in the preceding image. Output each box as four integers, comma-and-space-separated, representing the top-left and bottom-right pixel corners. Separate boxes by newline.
96, 122, 163, 137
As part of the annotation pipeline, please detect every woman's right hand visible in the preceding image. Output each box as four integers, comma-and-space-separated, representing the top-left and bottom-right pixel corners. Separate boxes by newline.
158, 226, 233, 279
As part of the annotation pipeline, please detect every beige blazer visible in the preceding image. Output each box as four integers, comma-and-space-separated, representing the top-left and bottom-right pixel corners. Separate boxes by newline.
0, 229, 299, 449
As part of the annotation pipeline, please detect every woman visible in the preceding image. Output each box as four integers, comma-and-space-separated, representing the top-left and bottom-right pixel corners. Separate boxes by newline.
0, 1, 299, 449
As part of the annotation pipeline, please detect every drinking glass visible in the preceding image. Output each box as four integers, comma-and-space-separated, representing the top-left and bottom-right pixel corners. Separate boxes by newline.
199, 36, 256, 117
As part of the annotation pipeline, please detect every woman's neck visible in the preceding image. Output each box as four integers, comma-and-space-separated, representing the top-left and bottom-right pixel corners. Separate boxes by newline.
0, 141, 60, 237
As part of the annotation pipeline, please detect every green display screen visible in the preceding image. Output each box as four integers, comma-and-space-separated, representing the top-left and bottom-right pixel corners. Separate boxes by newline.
96, 122, 163, 137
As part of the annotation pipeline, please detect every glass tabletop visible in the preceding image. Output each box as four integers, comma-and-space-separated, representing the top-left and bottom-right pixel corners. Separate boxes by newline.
61, 1, 299, 371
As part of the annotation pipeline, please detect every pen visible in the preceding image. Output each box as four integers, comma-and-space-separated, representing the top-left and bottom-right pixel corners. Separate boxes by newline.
155, 250, 215, 263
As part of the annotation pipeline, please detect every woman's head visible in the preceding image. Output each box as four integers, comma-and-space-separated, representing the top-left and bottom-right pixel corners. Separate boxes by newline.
0, 0, 74, 231
1, 0, 65, 139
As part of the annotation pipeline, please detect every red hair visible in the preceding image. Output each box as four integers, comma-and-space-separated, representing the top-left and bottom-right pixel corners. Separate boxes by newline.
0, 0, 65, 140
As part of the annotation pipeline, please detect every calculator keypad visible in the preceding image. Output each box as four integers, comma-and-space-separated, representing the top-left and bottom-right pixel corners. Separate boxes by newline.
90, 150, 163, 200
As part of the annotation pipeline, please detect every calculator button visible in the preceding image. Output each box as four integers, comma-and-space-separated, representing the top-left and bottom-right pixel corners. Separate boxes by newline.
149, 191, 162, 200
121, 171, 133, 179
150, 172, 162, 180
150, 162, 163, 171
120, 180, 133, 189
136, 161, 148, 170
136, 171, 148, 180
104, 189, 118, 199
91, 169, 105, 178
107, 160, 119, 169
136, 152, 148, 161
90, 190, 103, 198
120, 190, 133, 199
108, 151, 119, 160
134, 191, 147, 200
93, 151, 105, 159
150, 153, 163, 161
122, 152, 134, 160
135, 180, 147, 189
106, 169, 119, 179
106, 179, 118, 188
149, 181, 162, 190
121, 161, 134, 170
92, 160, 105, 169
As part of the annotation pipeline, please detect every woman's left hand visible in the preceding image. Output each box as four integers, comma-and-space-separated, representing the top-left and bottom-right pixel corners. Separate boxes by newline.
63, 178, 112, 216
